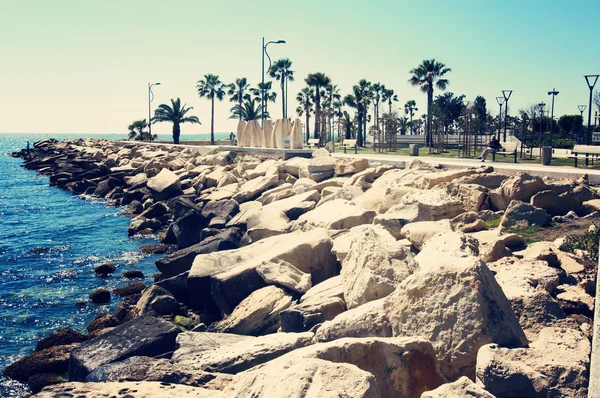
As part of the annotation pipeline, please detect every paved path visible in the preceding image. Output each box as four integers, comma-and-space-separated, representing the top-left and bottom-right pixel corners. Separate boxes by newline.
330, 151, 600, 184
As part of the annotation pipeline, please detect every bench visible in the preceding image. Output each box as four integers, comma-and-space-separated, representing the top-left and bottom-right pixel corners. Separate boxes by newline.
307, 138, 320, 148
340, 139, 358, 154
492, 142, 519, 163
567, 145, 600, 167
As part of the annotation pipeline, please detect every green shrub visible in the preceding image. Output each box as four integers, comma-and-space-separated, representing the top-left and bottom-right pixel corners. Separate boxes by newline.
559, 222, 600, 259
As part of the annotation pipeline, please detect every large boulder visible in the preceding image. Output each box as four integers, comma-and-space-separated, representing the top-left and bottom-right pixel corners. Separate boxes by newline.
413, 231, 479, 271
421, 377, 495, 398
208, 286, 294, 335
188, 229, 337, 314
352, 186, 418, 213
156, 228, 243, 278
68, 316, 180, 381
147, 168, 182, 201
298, 156, 336, 182
476, 327, 591, 397
399, 189, 465, 220
3, 343, 78, 383
232, 174, 278, 203
401, 220, 454, 251
135, 285, 179, 316
34, 381, 222, 397
224, 358, 380, 398
163, 210, 207, 248
261, 189, 320, 220
256, 259, 312, 294
172, 331, 313, 374
245, 210, 290, 242
341, 225, 417, 308
374, 203, 434, 239
490, 172, 548, 210
500, 200, 551, 229
335, 157, 369, 176
280, 296, 346, 333
200, 199, 239, 226
292, 199, 376, 231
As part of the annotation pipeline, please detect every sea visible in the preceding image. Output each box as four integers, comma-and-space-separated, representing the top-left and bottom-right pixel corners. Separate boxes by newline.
0, 132, 229, 396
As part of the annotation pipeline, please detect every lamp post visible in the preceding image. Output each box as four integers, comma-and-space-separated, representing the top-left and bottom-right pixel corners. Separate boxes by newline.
262, 38, 285, 127
502, 90, 512, 142
148, 82, 161, 142
538, 102, 545, 155
547, 88, 559, 146
584, 75, 599, 145
495, 96, 505, 141
578, 105, 587, 144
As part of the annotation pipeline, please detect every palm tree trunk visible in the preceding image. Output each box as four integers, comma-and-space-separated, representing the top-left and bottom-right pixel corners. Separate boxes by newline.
173, 123, 181, 145
211, 96, 215, 144
281, 80, 285, 120
389, 100, 392, 115
305, 112, 310, 144
357, 111, 363, 147
427, 89, 433, 147
314, 91, 320, 139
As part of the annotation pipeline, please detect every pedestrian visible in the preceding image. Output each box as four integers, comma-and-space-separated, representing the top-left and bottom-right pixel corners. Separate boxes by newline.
479, 136, 502, 162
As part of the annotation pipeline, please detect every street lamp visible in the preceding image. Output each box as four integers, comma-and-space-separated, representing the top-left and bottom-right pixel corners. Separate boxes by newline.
584, 75, 599, 145
262, 38, 285, 126
148, 82, 161, 142
502, 90, 512, 142
538, 102, 545, 154
578, 104, 587, 118
495, 96, 505, 141
547, 88, 559, 146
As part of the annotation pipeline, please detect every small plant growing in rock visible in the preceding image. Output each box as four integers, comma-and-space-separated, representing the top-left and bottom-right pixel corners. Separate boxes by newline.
560, 222, 600, 259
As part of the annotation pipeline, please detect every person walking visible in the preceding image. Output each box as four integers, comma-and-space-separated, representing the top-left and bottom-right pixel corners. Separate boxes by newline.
479, 136, 502, 162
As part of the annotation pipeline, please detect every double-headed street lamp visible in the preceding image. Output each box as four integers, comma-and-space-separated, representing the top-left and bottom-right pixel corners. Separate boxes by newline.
495, 96, 505, 140
584, 75, 599, 145
262, 38, 286, 126
148, 82, 161, 142
502, 90, 512, 142
547, 88, 559, 146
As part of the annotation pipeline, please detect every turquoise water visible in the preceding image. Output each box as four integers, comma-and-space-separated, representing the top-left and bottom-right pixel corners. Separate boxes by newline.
0, 132, 226, 396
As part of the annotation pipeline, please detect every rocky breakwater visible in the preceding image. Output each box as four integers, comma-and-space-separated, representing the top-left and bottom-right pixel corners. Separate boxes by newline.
8, 140, 600, 397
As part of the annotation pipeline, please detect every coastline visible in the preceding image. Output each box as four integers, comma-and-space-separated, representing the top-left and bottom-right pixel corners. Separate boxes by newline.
4, 137, 599, 397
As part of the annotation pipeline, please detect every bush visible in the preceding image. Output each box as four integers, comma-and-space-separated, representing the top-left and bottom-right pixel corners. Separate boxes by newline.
559, 222, 600, 259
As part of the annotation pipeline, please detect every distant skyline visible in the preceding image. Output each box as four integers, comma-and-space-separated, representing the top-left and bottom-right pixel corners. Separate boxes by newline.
1, 0, 599, 136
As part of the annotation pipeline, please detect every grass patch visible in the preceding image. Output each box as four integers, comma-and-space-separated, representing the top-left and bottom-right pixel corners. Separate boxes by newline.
559, 222, 600, 259
506, 225, 546, 244
483, 217, 501, 229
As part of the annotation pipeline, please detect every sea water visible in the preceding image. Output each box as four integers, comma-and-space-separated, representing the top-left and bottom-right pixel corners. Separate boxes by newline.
0, 132, 228, 396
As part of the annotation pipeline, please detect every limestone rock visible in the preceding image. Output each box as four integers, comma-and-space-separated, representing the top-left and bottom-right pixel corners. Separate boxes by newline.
300, 275, 344, 305
34, 381, 222, 397
335, 158, 369, 176
456, 172, 508, 189
208, 286, 293, 335
353, 185, 418, 213
262, 189, 319, 220
173, 331, 313, 374
280, 297, 346, 333
421, 377, 495, 398
401, 220, 454, 251
342, 225, 418, 308
476, 327, 590, 397
451, 211, 487, 233
135, 285, 179, 316
374, 203, 434, 239
256, 259, 312, 294
414, 232, 479, 271
399, 189, 465, 220
232, 174, 278, 203
147, 168, 182, 201
292, 199, 376, 231
490, 173, 548, 210
332, 224, 388, 263
245, 210, 290, 242
500, 200, 551, 229
4, 343, 78, 383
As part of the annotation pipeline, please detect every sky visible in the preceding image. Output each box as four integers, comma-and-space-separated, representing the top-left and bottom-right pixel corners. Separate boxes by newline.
1, 0, 599, 136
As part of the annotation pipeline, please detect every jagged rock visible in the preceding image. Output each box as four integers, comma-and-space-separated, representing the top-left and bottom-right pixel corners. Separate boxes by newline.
456, 172, 508, 189
3, 343, 78, 383
451, 211, 487, 233
292, 199, 375, 231
300, 275, 344, 305
200, 199, 239, 225
85, 356, 233, 388
128, 216, 162, 236
401, 220, 454, 250
147, 168, 182, 201
245, 210, 290, 242
373, 203, 434, 239
556, 284, 595, 317
208, 286, 293, 335
490, 173, 548, 210
135, 285, 179, 316
224, 358, 380, 398
35, 328, 87, 351
352, 186, 418, 213
299, 156, 336, 182
470, 229, 525, 262
27, 373, 65, 394
173, 331, 313, 373
139, 243, 171, 255
69, 316, 180, 381
317, 185, 364, 206
156, 228, 243, 278
399, 189, 465, 220
86, 314, 121, 333
34, 381, 222, 397
421, 376, 495, 398
500, 200, 551, 229
233, 174, 278, 203
342, 225, 417, 308
335, 158, 369, 176
139, 201, 170, 220
262, 189, 319, 220
189, 229, 336, 314
280, 297, 346, 333
256, 183, 293, 204
476, 327, 590, 397
256, 259, 312, 294
414, 232, 479, 271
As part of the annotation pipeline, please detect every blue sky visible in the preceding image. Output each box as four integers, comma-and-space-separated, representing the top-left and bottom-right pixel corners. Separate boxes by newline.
1, 0, 599, 135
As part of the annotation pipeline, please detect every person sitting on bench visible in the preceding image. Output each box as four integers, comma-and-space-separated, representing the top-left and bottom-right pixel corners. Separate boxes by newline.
479, 137, 502, 162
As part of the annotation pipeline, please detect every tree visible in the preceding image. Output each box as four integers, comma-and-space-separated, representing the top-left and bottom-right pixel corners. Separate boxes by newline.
250, 82, 277, 115
594, 91, 600, 113
127, 119, 155, 141
152, 98, 200, 144
473, 96, 487, 135
305, 72, 331, 139
408, 59, 451, 146
404, 100, 418, 134
382, 88, 398, 114
341, 111, 355, 140
296, 87, 314, 144
371, 83, 385, 138
268, 58, 294, 119
433, 92, 465, 134
196, 74, 226, 144
227, 78, 251, 120
558, 115, 584, 140
229, 99, 269, 122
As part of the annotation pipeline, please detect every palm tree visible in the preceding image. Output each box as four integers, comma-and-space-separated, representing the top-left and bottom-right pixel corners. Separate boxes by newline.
332, 99, 343, 141
250, 82, 277, 115
324, 84, 341, 141
305, 72, 331, 139
296, 87, 315, 144
371, 83, 385, 136
197, 74, 226, 144
227, 78, 251, 120
152, 98, 200, 144
382, 88, 398, 114
127, 119, 153, 141
229, 99, 268, 122
404, 100, 418, 135
268, 58, 294, 119
408, 59, 451, 146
